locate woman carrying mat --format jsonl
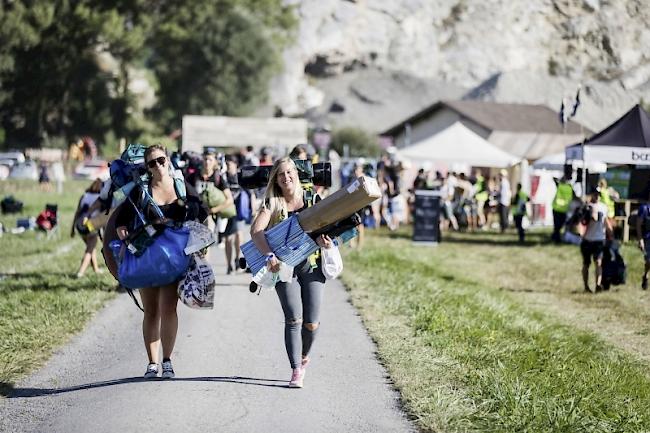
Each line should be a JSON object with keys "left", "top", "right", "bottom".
{"left": 250, "top": 157, "right": 333, "bottom": 388}
{"left": 115, "top": 144, "right": 208, "bottom": 379}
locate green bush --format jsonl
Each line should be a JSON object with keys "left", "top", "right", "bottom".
{"left": 330, "top": 127, "right": 381, "bottom": 157}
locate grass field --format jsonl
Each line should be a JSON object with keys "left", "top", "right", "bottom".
{"left": 342, "top": 227, "right": 650, "bottom": 433}
{"left": 0, "top": 180, "right": 116, "bottom": 395}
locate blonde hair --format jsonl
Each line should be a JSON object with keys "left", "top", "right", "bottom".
{"left": 263, "top": 157, "right": 303, "bottom": 227}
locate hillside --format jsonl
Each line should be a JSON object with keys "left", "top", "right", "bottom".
{"left": 267, "top": 0, "right": 650, "bottom": 133}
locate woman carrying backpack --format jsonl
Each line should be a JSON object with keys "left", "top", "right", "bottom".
{"left": 71, "top": 178, "right": 102, "bottom": 278}
{"left": 115, "top": 144, "right": 208, "bottom": 379}
{"left": 198, "top": 150, "right": 236, "bottom": 273}
{"left": 250, "top": 157, "right": 333, "bottom": 388}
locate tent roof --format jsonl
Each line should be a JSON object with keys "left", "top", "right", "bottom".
{"left": 398, "top": 122, "right": 519, "bottom": 168}
{"left": 382, "top": 100, "right": 589, "bottom": 137}
{"left": 582, "top": 104, "right": 650, "bottom": 148}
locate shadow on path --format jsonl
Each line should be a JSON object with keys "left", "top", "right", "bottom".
{"left": 1, "top": 376, "right": 289, "bottom": 398}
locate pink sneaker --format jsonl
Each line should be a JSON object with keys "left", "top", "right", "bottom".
{"left": 288, "top": 368, "right": 304, "bottom": 388}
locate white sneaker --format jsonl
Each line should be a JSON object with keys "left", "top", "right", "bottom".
{"left": 161, "top": 360, "right": 175, "bottom": 379}
{"left": 144, "top": 363, "right": 159, "bottom": 379}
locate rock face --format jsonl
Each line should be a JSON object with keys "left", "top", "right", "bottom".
{"left": 270, "top": 0, "right": 650, "bottom": 132}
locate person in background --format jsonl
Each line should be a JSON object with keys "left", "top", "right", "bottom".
{"left": 511, "top": 183, "right": 530, "bottom": 243}
{"left": 289, "top": 145, "right": 308, "bottom": 160}
{"left": 239, "top": 145, "right": 260, "bottom": 167}
{"left": 38, "top": 161, "right": 52, "bottom": 192}
{"left": 224, "top": 158, "right": 242, "bottom": 273}
{"left": 581, "top": 187, "right": 612, "bottom": 293}
{"left": 636, "top": 187, "right": 650, "bottom": 290}
{"left": 472, "top": 169, "right": 488, "bottom": 230}
{"left": 71, "top": 178, "right": 103, "bottom": 278}
{"left": 260, "top": 147, "right": 274, "bottom": 166}
{"left": 497, "top": 169, "right": 511, "bottom": 233}
{"left": 598, "top": 178, "right": 617, "bottom": 220}
{"left": 551, "top": 176, "right": 574, "bottom": 243}
{"left": 200, "top": 150, "right": 235, "bottom": 271}
{"left": 351, "top": 163, "right": 367, "bottom": 249}
{"left": 441, "top": 172, "right": 459, "bottom": 231}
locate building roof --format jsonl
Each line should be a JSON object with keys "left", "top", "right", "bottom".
{"left": 381, "top": 100, "right": 590, "bottom": 137}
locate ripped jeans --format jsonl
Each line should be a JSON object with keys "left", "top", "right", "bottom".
{"left": 275, "top": 260, "right": 326, "bottom": 369}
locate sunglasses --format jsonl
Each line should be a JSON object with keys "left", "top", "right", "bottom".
{"left": 146, "top": 156, "right": 166, "bottom": 168}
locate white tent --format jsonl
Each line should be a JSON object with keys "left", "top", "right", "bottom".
{"left": 533, "top": 152, "right": 607, "bottom": 173}
{"left": 398, "top": 122, "right": 519, "bottom": 168}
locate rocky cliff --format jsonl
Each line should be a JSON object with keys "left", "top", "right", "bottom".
{"left": 268, "top": 0, "right": 650, "bottom": 133}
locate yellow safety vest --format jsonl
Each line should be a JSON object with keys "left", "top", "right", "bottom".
{"left": 600, "top": 189, "right": 615, "bottom": 218}
{"left": 552, "top": 183, "right": 573, "bottom": 213}
{"left": 512, "top": 191, "right": 529, "bottom": 216}
{"left": 474, "top": 175, "right": 488, "bottom": 202}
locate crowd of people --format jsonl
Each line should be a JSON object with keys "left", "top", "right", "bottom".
{"left": 66, "top": 142, "right": 648, "bottom": 386}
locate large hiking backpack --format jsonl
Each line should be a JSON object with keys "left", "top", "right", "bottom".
{"left": 602, "top": 241, "right": 626, "bottom": 290}
{"left": 109, "top": 144, "right": 186, "bottom": 206}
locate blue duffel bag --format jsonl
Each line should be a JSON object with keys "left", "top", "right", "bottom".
{"left": 113, "top": 226, "right": 191, "bottom": 290}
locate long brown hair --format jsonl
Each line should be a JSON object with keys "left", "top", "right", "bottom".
{"left": 263, "top": 157, "right": 304, "bottom": 227}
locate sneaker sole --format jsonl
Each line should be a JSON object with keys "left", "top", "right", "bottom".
{"left": 161, "top": 372, "right": 175, "bottom": 379}
{"left": 288, "top": 382, "right": 303, "bottom": 388}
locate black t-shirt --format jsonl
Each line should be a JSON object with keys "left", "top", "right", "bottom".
{"left": 115, "top": 181, "right": 207, "bottom": 229}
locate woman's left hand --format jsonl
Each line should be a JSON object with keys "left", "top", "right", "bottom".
{"left": 316, "top": 234, "right": 333, "bottom": 249}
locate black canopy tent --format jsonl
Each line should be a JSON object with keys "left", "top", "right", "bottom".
{"left": 566, "top": 104, "right": 650, "bottom": 165}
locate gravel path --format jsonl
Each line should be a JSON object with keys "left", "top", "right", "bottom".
{"left": 0, "top": 240, "right": 414, "bottom": 433}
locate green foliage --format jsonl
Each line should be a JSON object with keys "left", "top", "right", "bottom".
{"left": 147, "top": 0, "right": 292, "bottom": 131}
{"left": 0, "top": 0, "right": 296, "bottom": 148}
{"left": 0, "top": 180, "right": 115, "bottom": 390}
{"left": 330, "top": 127, "right": 381, "bottom": 157}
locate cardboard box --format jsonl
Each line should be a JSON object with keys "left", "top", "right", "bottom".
{"left": 298, "top": 176, "right": 381, "bottom": 232}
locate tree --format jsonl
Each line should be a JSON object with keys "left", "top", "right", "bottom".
{"left": 147, "top": 0, "right": 295, "bottom": 132}
{"left": 330, "top": 127, "right": 382, "bottom": 158}
{"left": 0, "top": 1, "right": 147, "bottom": 148}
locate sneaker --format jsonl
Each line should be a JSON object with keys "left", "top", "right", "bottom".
{"left": 643, "top": 276, "right": 648, "bottom": 290}
{"left": 288, "top": 368, "right": 303, "bottom": 388}
{"left": 300, "top": 357, "right": 310, "bottom": 381}
{"left": 144, "top": 363, "right": 159, "bottom": 379}
{"left": 161, "top": 360, "right": 175, "bottom": 379}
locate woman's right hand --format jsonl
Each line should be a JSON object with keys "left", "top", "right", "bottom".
{"left": 116, "top": 226, "right": 128, "bottom": 241}
{"left": 266, "top": 254, "right": 280, "bottom": 273}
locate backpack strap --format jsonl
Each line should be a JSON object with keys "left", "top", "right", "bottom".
{"left": 125, "top": 286, "right": 144, "bottom": 312}
{"left": 303, "top": 185, "right": 321, "bottom": 269}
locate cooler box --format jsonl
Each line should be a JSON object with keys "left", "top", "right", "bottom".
{"left": 298, "top": 176, "right": 381, "bottom": 233}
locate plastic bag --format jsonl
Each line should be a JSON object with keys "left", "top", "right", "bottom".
{"left": 178, "top": 253, "right": 215, "bottom": 309}
{"left": 321, "top": 244, "right": 343, "bottom": 280}
{"left": 183, "top": 220, "right": 217, "bottom": 255}
{"left": 252, "top": 261, "right": 294, "bottom": 290}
